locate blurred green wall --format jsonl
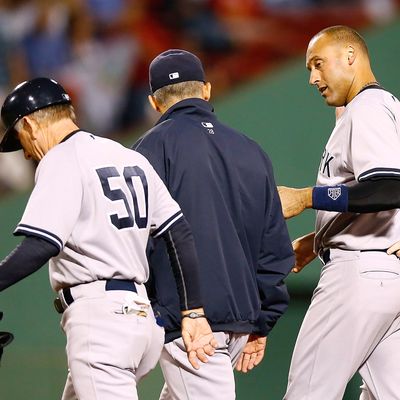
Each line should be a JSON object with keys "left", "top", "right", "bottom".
{"left": 1, "top": 19, "right": 400, "bottom": 399}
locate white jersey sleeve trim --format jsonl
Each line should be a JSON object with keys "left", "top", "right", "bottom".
{"left": 358, "top": 167, "right": 400, "bottom": 181}
{"left": 151, "top": 211, "right": 183, "bottom": 238}
{"left": 14, "top": 224, "right": 63, "bottom": 251}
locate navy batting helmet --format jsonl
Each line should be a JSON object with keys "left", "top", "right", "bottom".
{"left": 0, "top": 77, "right": 71, "bottom": 152}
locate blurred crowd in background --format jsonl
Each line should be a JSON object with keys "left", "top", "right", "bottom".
{"left": 0, "top": 0, "right": 398, "bottom": 196}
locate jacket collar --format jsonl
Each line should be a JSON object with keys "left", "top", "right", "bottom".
{"left": 156, "top": 98, "right": 214, "bottom": 125}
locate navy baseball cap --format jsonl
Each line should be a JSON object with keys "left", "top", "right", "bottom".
{"left": 149, "top": 49, "right": 206, "bottom": 94}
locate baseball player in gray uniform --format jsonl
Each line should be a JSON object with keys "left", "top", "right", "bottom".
{"left": 0, "top": 77, "right": 217, "bottom": 400}
{"left": 278, "top": 26, "right": 400, "bottom": 399}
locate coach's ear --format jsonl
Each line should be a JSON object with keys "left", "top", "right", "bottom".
{"left": 20, "top": 116, "right": 40, "bottom": 141}
{"left": 202, "top": 82, "right": 211, "bottom": 101}
{"left": 148, "top": 95, "right": 162, "bottom": 113}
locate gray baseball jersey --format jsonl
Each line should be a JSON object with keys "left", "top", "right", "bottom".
{"left": 14, "top": 130, "right": 182, "bottom": 291}
{"left": 315, "top": 88, "right": 400, "bottom": 252}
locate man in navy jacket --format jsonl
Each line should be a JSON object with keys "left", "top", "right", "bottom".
{"left": 133, "top": 49, "right": 294, "bottom": 400}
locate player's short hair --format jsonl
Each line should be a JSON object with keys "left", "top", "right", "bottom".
{"left": 152, "top": 81, "right": 205, "bottom": 108}
{"left": 315, "top": 25, "right": 369, "bottom": 56}
{"left": 14, "top": 104, "right": 76, "bottom": 132}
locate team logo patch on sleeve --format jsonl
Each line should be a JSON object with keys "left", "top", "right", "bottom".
{"left": 328, "top": 187, "right": 341, "bottom": 200}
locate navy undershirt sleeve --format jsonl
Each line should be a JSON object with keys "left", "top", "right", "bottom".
{"left": 312, "top": 178, "right": 400, "bottom": 213}
{"left": 348, "top": 178, "right": 400, "bottom": 212}
{"left": 0, "top": 236, "right": 59, "bottom": 292}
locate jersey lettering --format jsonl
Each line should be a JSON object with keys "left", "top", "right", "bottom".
{"left": 319, "top": 149, "right": 334, "bottom": 178}
{"left": 96, "top": 166, "right": 148, "bottom": 230}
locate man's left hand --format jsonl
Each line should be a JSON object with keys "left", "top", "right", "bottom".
{"left": 235, "top": 334, "right": 267, "bottom": 373}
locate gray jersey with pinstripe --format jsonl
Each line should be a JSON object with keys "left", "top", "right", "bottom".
{"left": 14, "top": 130, "right": 182, "bottom": 291}
{"left": 315, "top": 87, "right": 400, "bottom": 252}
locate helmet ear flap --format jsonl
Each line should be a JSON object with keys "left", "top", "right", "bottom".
{"left": 0, "top": 77, "right": 71, "bottom": 152}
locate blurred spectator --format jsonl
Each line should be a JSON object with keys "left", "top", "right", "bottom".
{"left": 21, "top": 0, "right": 71, "bottom": 78}
{"left": 115, "top": 0, "right": 179, "bottom": 131}
{"left": 160, "top": 0, "right": 233, "bottom": 53}
{"left": 85, "top": 0, "right": 125, "bottom": 25}
{"left": 0, "top": 0, "right": 35, "bottom": 195}
{"left": 57, "top": 1, "right": 137, "bottom": 136}
{"left": 0, "top": 0, "right": 33, "bottom": 96}
{"left": 362, "top": 0, "right": 397, "bottom": 23}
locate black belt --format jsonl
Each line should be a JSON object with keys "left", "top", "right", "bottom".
{"left": 321, "top": 248, "right": 388, "bottom": 265}
{"left": 54, "top": 279, "right": 137, "bottom": 314}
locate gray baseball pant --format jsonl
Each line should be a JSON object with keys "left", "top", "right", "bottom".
{"left": 59, "top": 281, "right": 164, "bottom": 400}
{"left": 284, "top": 249, "right": 400, "bottom": 400}
{"left": 159, "top": 331, "right": 249, "bottom": 400}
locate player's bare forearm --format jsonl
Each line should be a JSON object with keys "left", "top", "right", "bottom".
{"left": 235, "top": 334, "right": 267, "bottom": 373}
{"left": 181, "top": 308, "right": 218, "bottom": 370}
{"left": 277, "top": 186, "right": 313, "bottom": 219}
{"left": 292, "top": 232, "right": 317, "bottom": 273}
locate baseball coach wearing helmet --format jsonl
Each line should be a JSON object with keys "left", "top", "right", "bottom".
{"left": 0, "top": 77, "right": 218, "bottom": 399}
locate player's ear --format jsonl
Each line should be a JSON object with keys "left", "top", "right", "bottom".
{"left": 203, "top": 82, "right": 211, "bottom": 101}
{"left": 20, "top": 116, "right": 36, "bottom": 140}
{"left": 347, "top": 45, "right": 356, "bottom": 65}
{"left": 148, "top": 95, "right": 162, "bottom": 113}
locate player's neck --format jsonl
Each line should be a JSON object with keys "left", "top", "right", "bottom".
{"left": 42, "top": 118, "right": 79, "bottom": 155}
{"left": 50, "top": 119, "right": 80, "bottom": 147}
{"left": 347, "top": 72, "right": 377, "bottom": 104}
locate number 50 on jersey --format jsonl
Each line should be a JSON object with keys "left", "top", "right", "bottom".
{"left": 96, "top": 166, "right": 148, "bottom": 230}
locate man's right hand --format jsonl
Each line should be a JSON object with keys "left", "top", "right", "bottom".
{"left": 181, "top": 308, "right": 218, "bottom": 370}
{"left": 292, "top": 232, "right": 317, "bottom": 273}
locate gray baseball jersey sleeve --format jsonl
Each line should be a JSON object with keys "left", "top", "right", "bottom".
{"left": 14, "top": 131, "right": 182, "bottom": 291}
{"left": 315, "top": 88, "right": 400, "bottom": 251}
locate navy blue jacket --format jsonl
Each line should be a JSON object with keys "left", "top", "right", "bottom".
{"left": 133, "top": 98, "right": 294, "bottom": 343}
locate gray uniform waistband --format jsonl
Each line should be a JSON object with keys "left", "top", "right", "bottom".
{"left": 319, "top": 248, "right": 395, "bottom": 265}
{"left": 54, "top": 279, "right": 144, "bottom": 314}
